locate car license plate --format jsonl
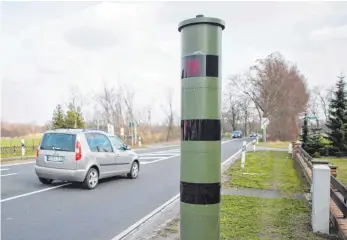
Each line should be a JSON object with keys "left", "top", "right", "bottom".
{"left": 46, "top": 155, "right": 64, "bottom": 162}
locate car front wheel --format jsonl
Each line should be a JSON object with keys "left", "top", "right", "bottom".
{"left": 127, "top": 161, "right": 139, "bottom": 179}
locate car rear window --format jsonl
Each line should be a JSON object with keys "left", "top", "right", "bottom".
{"left": 40, "top": 133, "right": 76, "bottom": 152}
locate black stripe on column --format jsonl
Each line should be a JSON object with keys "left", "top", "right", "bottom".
{"left": 181, "top": 119, "right": 221, "bottom": 141}
{"left": 180, "top": 181, "right": 221, "bottom": 205}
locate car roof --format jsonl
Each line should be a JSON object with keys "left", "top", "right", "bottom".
{"left": 44, "top": 129, "right": 110, "bottom": 135}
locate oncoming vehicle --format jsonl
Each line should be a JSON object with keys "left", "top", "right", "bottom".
{"left": 232, "top": 130, "right": 243, "bottom": 138}
{"left": 35, "top": 129, "right": 140, "bottom": 190}
{"left": 249, "top": 132, "right": 258, "bottom": 137}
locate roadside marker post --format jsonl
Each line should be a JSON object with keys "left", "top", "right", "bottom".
{"left": 178, "top": 15, "right": 225, "bottom": 240}
{"left": 21, "top": 139, "right": 25, "bottom": 159}
{"left": 241, "top": 140, "right": 246, "bottom": 168}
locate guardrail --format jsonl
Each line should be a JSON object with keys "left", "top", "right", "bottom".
{"left": 294, "top": 144, "right": 347, "bottom": 218}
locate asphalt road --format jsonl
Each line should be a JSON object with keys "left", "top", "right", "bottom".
{"left": 1, "top": 138, "right": 251, "bottom": 240}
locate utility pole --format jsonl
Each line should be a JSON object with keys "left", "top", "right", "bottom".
{"left": 178, "top": 15, "right": 225, "bottom": 240}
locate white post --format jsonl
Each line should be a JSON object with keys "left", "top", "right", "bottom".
{"left": 120, "top": 127, "right": 124, "bottom": 140}
{"left": 253, "top": 143, "right": 256, "bottom": 152}
{"left": 288, "top": 143, "right": 292, "bottom": 154}
{"left": 131, "top": 124, "right": 134, "bottom": 146}
{"left": 241, "top": 140, "right": 246, "bottom": 168}
{"left": 256, "top": 135, "right": 259, "bottom": 144}
{"left": 21, "top": 139, "right": 25, "bottom": 159}
{"left": 311, "top": 164, "right": 330, "bottom": 234}
{"left": 138, "top": 137, "right": 142, "bottom": 147}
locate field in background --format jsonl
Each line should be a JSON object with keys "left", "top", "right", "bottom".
{"left": 0, "top": 127, "right": 180, "bottom": 159}
{"left": 0, "top": 134, "right": 42, "bottom": 147}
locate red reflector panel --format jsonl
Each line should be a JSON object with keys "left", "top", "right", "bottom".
{"left": 181, "top": 54, "right": 219, "bottom": 79}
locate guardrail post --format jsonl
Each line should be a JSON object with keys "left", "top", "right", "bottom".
{"left": 312, "top": 164, "right": 330, "bottom": 234}
{"left": 21, "top": 139, "right": 25, "bottom": 160}
{"left": 138, "top": 137, "right": 142, "bottom": 147}
{"left": 288, "top": 142, "right": 292, "bottom": 155}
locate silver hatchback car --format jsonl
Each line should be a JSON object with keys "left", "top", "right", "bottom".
{"left": 35, "top": 129, "right": 140, "bottom": 189}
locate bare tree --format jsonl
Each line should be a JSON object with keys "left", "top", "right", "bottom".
{"left": 228, "top": 52, "right": 309, "bottom": 141}
{"left": 135, "top": 104, "right": 153, "bottom": 126}
{"left": 223, "top": 83, "right": 242, "bottom": 131}
{"left": 163, "top": 88, "right": 174, "bottom": 142}
{"left": 239, "top": 95, "right": 252, "bottom": 136}
{"left": 123, "top": 84, "right": 136, "bottom": 124}
{"left": 98, "top": 83, "right": 125, "bottom": 131}
{"left": 308, "top": 87, "right": 320, "bottom": 126}
{"left": 313, "top": 86, "right": 333, "bottom": 122}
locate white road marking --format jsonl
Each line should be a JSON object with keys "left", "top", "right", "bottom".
{"left": 139, "top": 156, "right": 161, "bottom": 160}
{"left": 1, "top": 173, "right": 18, "bottom": 177}
{"left": 1, "top": 161, "right": 35, "bottom": 167}
{"left": 0, "top": 183, "right": 71, "bottom": 203}
{"left": 140, "top": 153, "right": 175, "bottom": 156}
{"left": 0, "top": 168, "right": 10, "bottom": 171}
{"left": 141, "top": 155, "right": 180, "bottom": 165}
{"left": 111, "top": 140, "right": 254, "bottom": 240}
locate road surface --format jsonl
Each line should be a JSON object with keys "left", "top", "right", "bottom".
{"left": 1, "top": 138, "right": 250, "bottom": 240}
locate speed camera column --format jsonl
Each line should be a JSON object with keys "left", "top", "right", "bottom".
{"left": 178, "top": 15, "right": 225, "bottom": 240}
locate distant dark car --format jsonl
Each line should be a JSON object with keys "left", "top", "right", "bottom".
{"left": 232, "top": 130, "right": 243, "bottom": 138}
{"left": 249, "top": 132, "right": 258, "bottom": 137}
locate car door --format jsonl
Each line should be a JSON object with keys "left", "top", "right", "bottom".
{"left": 108, "top": 135, "right": 132, "bottom": 172}
{"left": 85, "top": 133, "right": 117, "bottom": 175}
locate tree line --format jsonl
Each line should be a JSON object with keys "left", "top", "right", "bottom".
{"left": 223, "top": 52, "right": 309, "bottom": 141}
{"left": 301, "top": 74, "right": 346, "bottom": 157}
{"left": 49, "top": 84, "right": 179, "bottom": 143}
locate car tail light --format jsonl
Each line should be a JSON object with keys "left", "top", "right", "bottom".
{"left": 75, "top": 140, "right": 82, "bottom": 161}
{"left": 36, "top": 149, "right": 39, "bottom": 157}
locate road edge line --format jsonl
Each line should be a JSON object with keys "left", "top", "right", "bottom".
{"left": 112, "top": 139, "right": 254, "bottom": 240}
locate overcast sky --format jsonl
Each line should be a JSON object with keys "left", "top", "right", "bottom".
{"left": 1, "top": 1, "right": 347, "bottom": 125}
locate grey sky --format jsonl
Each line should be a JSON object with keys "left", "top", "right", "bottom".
{"left": 1, "top": 1, "right": 347, "bottom": 125}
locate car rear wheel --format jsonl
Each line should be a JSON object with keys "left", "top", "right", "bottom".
{"left": 82, "top": 167, "right": 99, "bottom": 190}
{"left": 38, "top": 177, "right": 53, "bottom": 185}
{"left": 127, "top": 161, "right": 139, "bottom": 179}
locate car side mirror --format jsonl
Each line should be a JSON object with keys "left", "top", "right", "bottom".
{"left": 124, "top": 145, "right": 131, "bottom": 150}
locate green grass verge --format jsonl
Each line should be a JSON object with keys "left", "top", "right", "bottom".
{"left": 324, "top": 157, "right": 347, "bottom": 186}
{"left": 225, "top": 151, "right": 303, "bottom": 193}
{"left": 256, "top": 141, "right": 290, "bottom": 149}
{"left": 221, "top": 195, "right": 329, "bottom": 240}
